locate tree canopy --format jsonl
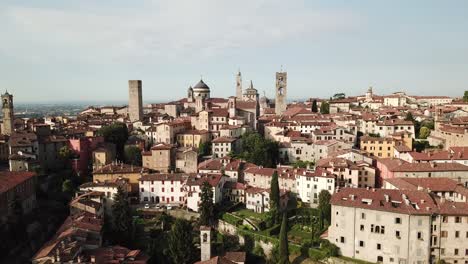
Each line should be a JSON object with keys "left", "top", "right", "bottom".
{"left": 111, "top": 186, "right": 133, "bottom": 246}
{"left": 318, "top": 190, "right": 331, "bottom": 228}
{"left": 237, "top": 132, "right": 279, "bottom": 168}
{"left": 332, "top": 93, "right": 346, "bottom": 100}
{"left": 124, "top": 145, "right": 142, "bottom": 166}
{"left": 311, "top": 100, "right": 318, "bottom": 113}
{"left": 269, "top": 171, "right": 280, "bottom": 225}
{"left": 419, "top": 126, "right": 431, "bottom": 139}
{"left": 464, "top": 91, "right": 468, "bottom": 102}
{"left": 168, "top": 219, "right": 196, "bottom": 264}
{"left": 278, "top": 213, "right": 290, "bottom": 264}
{"left": 199, "top": 181, "right": 214, "bottom": 226}
{"left": 320, "top": 101, "right": 330, "bottom": 114}
{"left": 98, "top": 123, "right": 129, "bottom": 160}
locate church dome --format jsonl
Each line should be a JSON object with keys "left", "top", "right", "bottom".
{"left": 193, "top": 79, "right": 210, "bottom": 91}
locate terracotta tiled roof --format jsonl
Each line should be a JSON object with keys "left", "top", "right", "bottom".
{"left": 93, "top": 163, "right": 148, "bottom": 174}
{"left": 391, "top": 162, "right": 468, "bottom": 172}
{"left": 0, "top": 171, "right": 36, "bottom": 195}
{"left": 331, "top": 188, "right": 438, "bottom": 215}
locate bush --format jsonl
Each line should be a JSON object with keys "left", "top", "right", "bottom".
{"left": 320, "top": 240, "right": 339, "bottom": 257}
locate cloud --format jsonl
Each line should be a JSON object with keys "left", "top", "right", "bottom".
{"left": 1, "top": 0, "right": 359, "bottom": 63}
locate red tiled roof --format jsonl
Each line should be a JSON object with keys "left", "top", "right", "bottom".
{"left": 0, "top": 171, "right": 36, "bottom": 195}
{"left": 331, "top": 188, "right": 438, "bottom": 215}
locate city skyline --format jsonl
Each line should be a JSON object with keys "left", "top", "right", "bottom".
{"left": 1, "top": 0, "right": 468, "bottom": 103}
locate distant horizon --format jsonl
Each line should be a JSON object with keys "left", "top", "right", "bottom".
{"left": 1, "top": 1, "right": 468, "bottom": 102}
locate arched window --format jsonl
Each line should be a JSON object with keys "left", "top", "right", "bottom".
{"left": 202, "top": 233, "right": 208, "bottom": 242}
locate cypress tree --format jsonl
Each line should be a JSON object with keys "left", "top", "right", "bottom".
{"left": 269, "top": 170, "right": 280, "bottom": 224}
{"left": 311, "top": 99, "right": 318, "bottom": 113}
{"left": 278, "top": 212, "right": 290, "bottom": 264}
{"left": 199, "top": 181, "right": 214, "bottom": 226}
{"left": 168, "top": 219, "right": 196, "bottom": 264}
{"left": 111, "top": 186, "right": 133, "bottom": 246}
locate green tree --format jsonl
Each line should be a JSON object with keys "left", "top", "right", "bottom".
{"left": 405, "top": 112, "right": 415, "bottom": 122}
{"left": 198, "top": 142, "right": 211, "bottom": 156}
{"left": 98, "top": 123, "right": 129, "bottom": 160}
{"left": 124, "top": 145, "right": 142, "bottom": 166}
{"left": 311, "top": 100, "right": 318, "bottom": 113}
{"left": 111, "top": 186, "right": 133, "bottom": 246}
{"left": 168, "top": 219, "right": 196, "bottom": 264}
{"left": 58, "top": 145, "right": 73, "bottom": 160}
{"left": 419, "top": 126, "right": 431, "bottom": 139}
{"left": 199, "top": 181, "right": 214, "bottom": 226}
{"left": 62, "top": 179, "right": 75, "bottom": 194}
{"left": 318, "top": 190, "right": 331, "bottom": 227}
{"left": 464, "top": 91, "right": 468, "bottom": 102}
{"left": 238, "top": 132, "right": 279, "bottom": 168}
{"left": 278, "top": 213, "right": 290, "bottom": 264}
{"left": 320, "top": 101, "right": 330, "bottom": 114}
{"left": 269, "top": 171, "right": 280, "bottom": 225}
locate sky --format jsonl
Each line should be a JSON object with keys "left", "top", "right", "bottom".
{"left": 1, "top": 0, "right": 468, "bottom": 104}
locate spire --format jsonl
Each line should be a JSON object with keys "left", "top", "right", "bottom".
{"left": 249, "top": 80, "right": 253, "bottom": 89}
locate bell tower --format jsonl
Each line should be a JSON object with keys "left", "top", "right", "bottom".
{"left": 200, "top": 226, "right": 212, "bottom": 261}
{"left": 275, "top": 71, "right": 287, "bottom": 115}
{"left": 1, "top": 91, "right": 14, "bottom": 136}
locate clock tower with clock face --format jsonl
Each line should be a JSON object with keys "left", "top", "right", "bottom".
{"left": 275, "top": 71, "right": 287, "bottom": 115}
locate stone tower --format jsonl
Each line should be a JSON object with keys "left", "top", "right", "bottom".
{"left": 275, "top": 71, "right": 287, "bottom": 115}
{"left": 236, "top": 71, "right": 242, "bottom": 99}
{"left": 200, "top": 226, "right": 212, "bottom": 261}
{"left": 187, "top": 86, "right": 194, "bottom": 103}
{"left": 228, "top": 96, "right": 237, "bottom": 118}
{"left": 128, "top": 80, "right": 143, "bottom": 122}
{"left": 1, "top": 91, "right": 14, "bottom": 136}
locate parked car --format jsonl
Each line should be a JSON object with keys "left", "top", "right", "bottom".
{"left": 144, "top": 204, "right": 150, "bottom": 209}
{"left": 166, "top": 205, "right": 173, "bottom": 210}
{"left": 154, "top": 204, "right": 161, "bottom": 209}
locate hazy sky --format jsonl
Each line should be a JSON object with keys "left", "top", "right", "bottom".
{"left": 1, "top": 0, "right": 467, "bottom": 103}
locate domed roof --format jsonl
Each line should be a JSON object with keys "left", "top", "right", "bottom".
{"left": 193, "top": 79, "right": 210, "bottom": 90}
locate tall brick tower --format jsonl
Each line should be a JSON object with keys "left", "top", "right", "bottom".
{"left": 275, "top": 71, "right": 287, "bottom": 115}
{"left": 128, "top": 80, "right": 143, "bottom": 122}
{"left": 1, "top": 91, "right": 14, "bottom": 136}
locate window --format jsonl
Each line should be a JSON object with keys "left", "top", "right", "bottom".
{"left": 377, "top": 243, "right": 381, "bottom": 250}
{"left": 417, "top": 232, "right": 422, "bottom": 240}
{"left": 441, "top": 231, "right": 448, "bottom": 238}
{"left": 360, "top": 225, "right": 364, "bottom": 231}
{"left": 359, "top": 241, "right": 364, "bottom": 247}
{"left": 455, "top": 249, "right": 459, "bottom": 256}
{"left": 396, "top": 230, "right": 401, "bottom": 238}
{"left": 361, "top": 213, "right": 366, "bottom": 219}
{"left": 455, "top": 216, "right": 461, "bottom": 223}
{"left": 395, "top": 217, "right": 401, "bottom": 224}
{"left": 455, "top": 231, "right": 460, "bottom": 238}
{"left": 141, "top": 188, "right": 144, "bottom": 192}
{"left": 340, "top": 236, "right": 345, "bottom": 243}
